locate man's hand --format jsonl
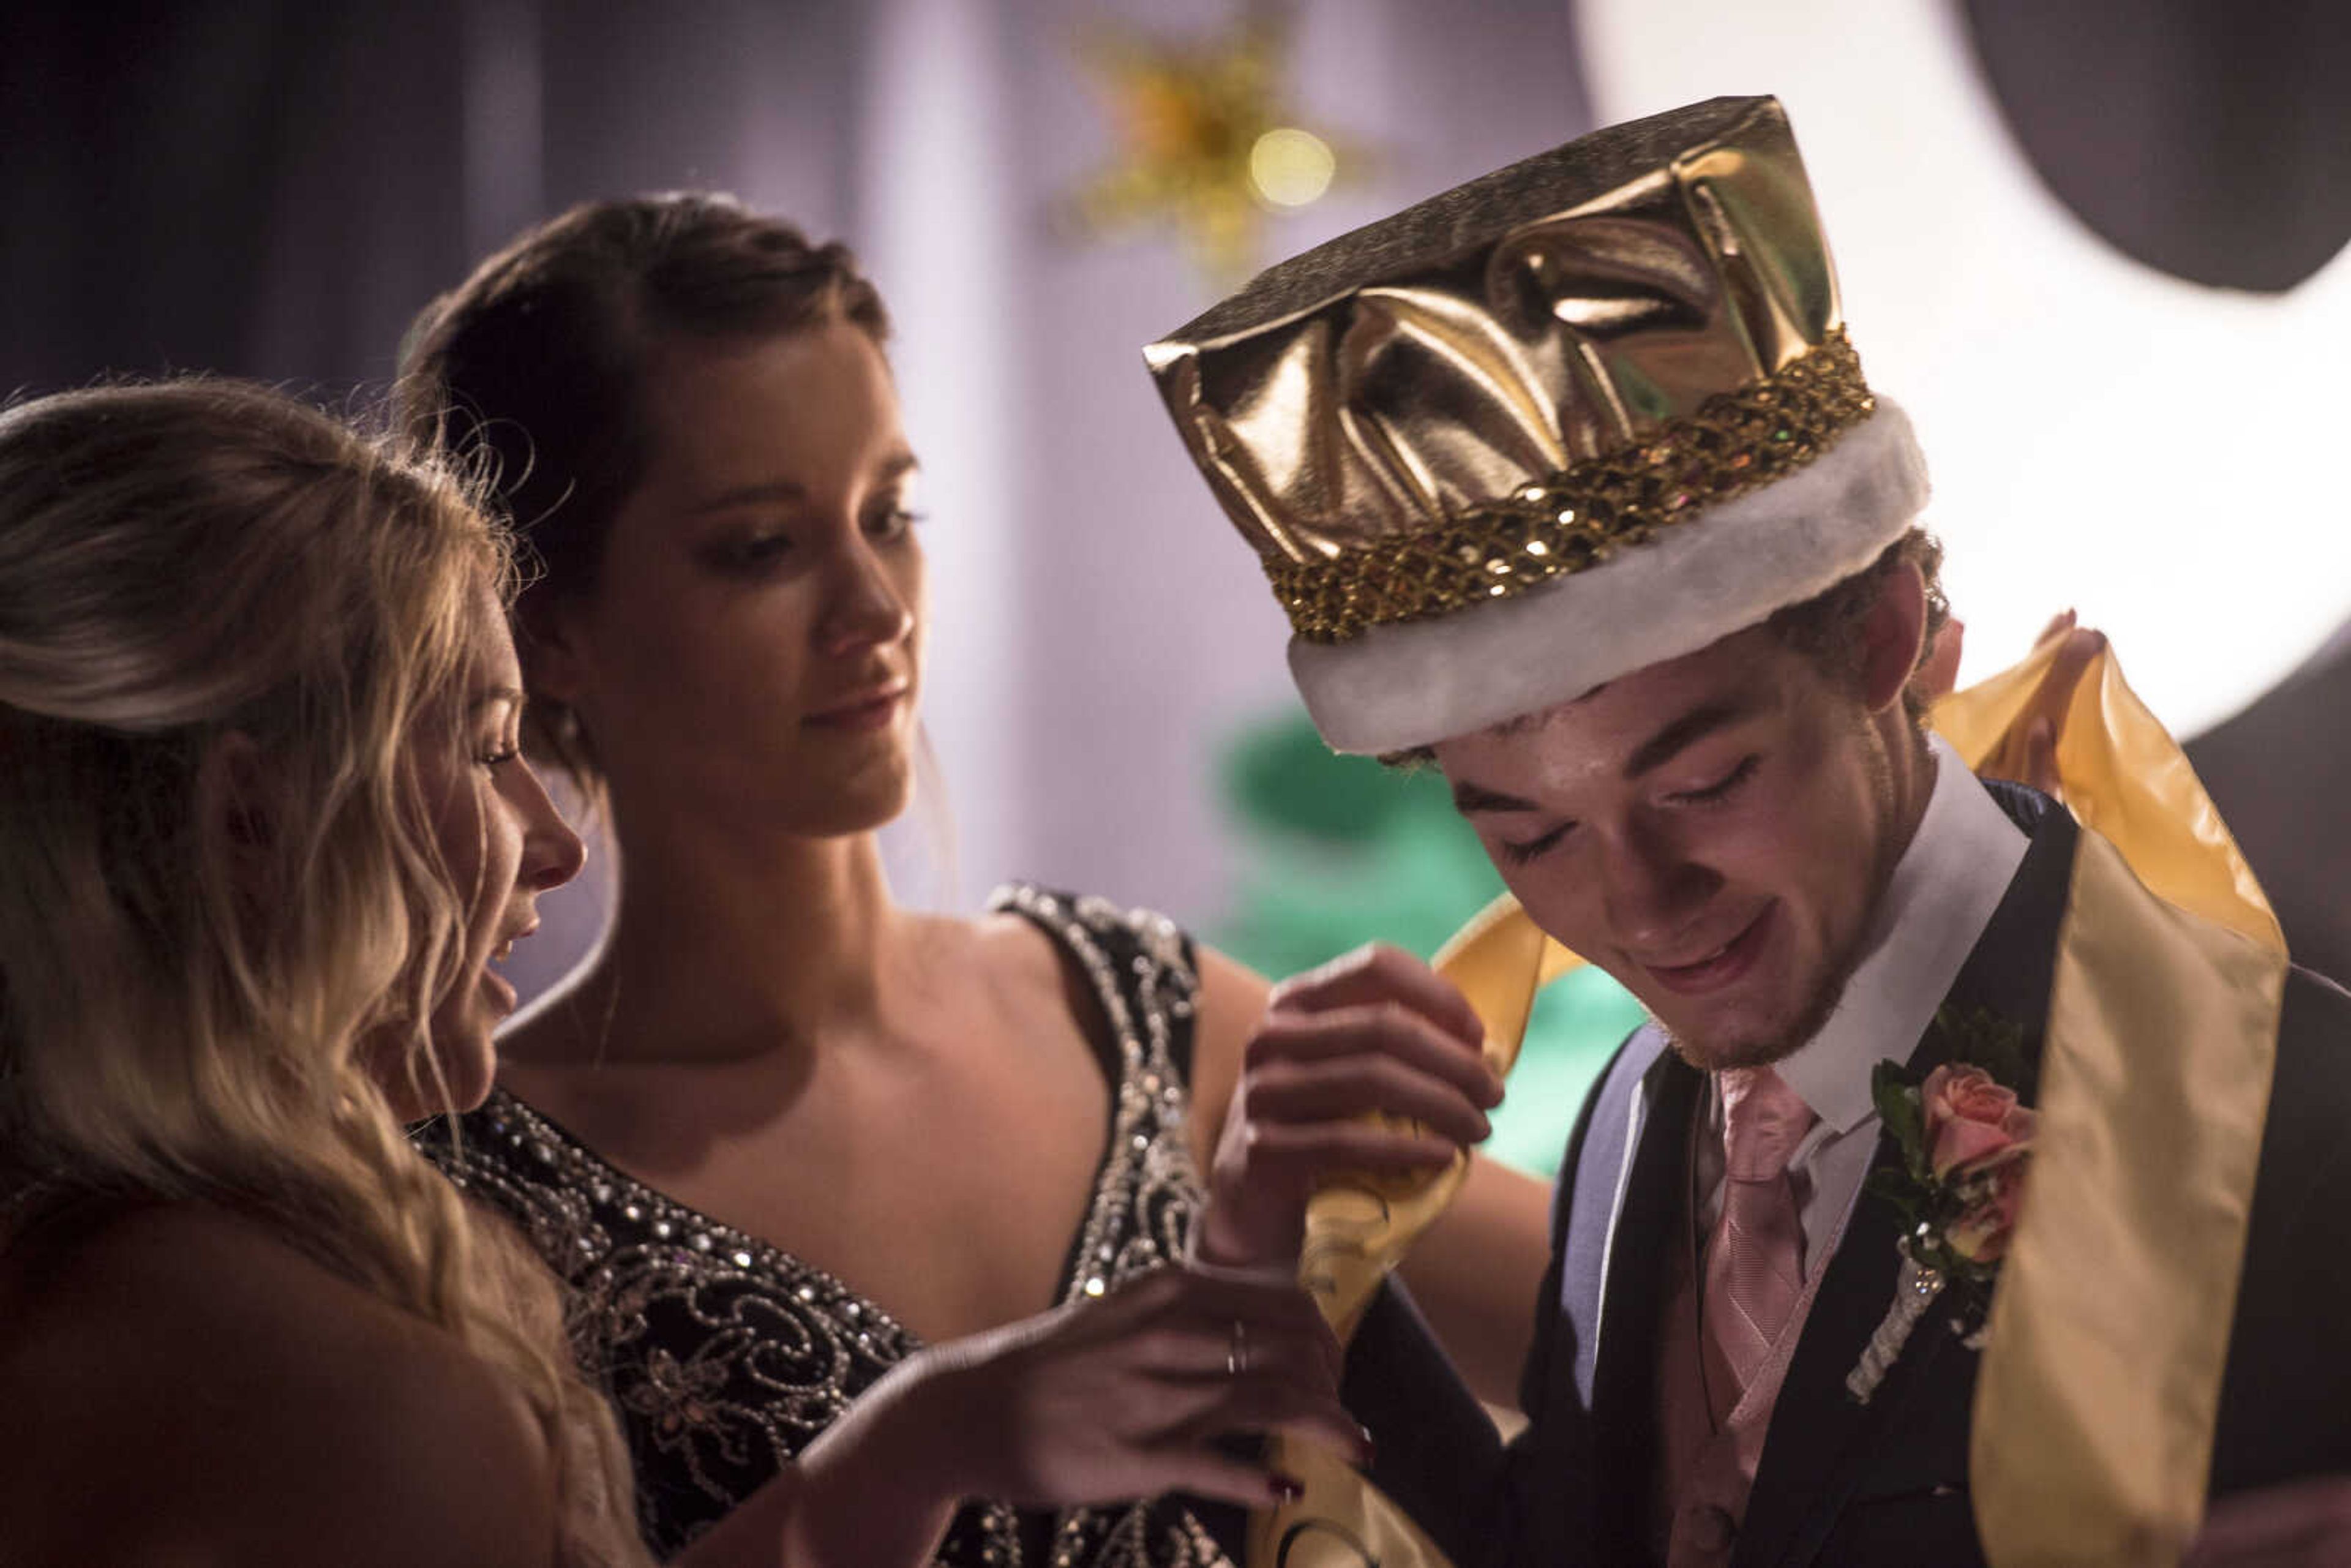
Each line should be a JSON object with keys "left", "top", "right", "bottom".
{"left": 1190, "top": 944, "right": 1503, "bottom": 1274}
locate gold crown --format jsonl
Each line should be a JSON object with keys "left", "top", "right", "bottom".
{"left": 1146, "top": 96, "right": 1880, "bottom": 644}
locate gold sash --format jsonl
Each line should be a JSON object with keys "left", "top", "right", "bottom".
{"left": 1250, "top": 640, "right": 2282, "bottom": 1568}
{"left": 1941, "top": 642, "right": 2284, "bottom": 1566}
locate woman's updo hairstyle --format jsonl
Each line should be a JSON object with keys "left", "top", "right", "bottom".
{"left": 398, "top": 194, "right": 890, "bottom": 791}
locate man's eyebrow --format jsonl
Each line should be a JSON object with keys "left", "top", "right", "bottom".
{"left": 1451, "top": 779, "right": 1540, "bottom": 814}
{"left": 1622, "top": 698, "right": 1755, "bottom": 779}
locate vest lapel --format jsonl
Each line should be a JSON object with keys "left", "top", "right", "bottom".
{"left": 1728, "top": 1128, "right": 1960, "bottom": 1567}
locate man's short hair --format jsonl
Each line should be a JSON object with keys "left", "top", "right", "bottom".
{"left": 1766, "top": 527, "right": 1949, "bottom": 725}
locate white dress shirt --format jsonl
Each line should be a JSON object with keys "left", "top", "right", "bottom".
{"left": 1691, "top": 733, "right": 2030, "bottom": 1278}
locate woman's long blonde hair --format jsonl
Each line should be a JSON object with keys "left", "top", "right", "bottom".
{"left": 0, "top": 380, "right": 648, "bottom": 1567}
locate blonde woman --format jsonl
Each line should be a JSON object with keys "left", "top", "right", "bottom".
{"left": 0, "top": 380, "right": 633, "bottom": 1565}
{"left": 0, "top": 381, "right": 1359, "bottom": 1568}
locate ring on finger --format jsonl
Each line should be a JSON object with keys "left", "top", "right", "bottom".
{"left": 1226, "top": 1318, "right": 1250, "bottom": 1377}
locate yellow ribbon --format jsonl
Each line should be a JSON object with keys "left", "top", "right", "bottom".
{"left": 1250, "top": 639, "right": 2282, "bottom": 1568}
{"left": 1930, "top": 636, "right": 2278, "bottom": 950}
{"left": 1940, "top": 642, "right": 2284, "bottom": 1566}
{"left": 1250, "top": 901, "right": 1582, "bottom": 1566}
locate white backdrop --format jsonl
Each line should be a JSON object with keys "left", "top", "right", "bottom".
{"left": 1580, "top": 0, "right": 2351, "bottom": 737}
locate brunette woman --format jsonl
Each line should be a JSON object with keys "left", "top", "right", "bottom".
{"left": 401, "top": 197, "right": 1545, "bottom": 1566}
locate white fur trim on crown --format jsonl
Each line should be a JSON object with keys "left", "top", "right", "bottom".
{"left": 1288, "top": 400, "right": 1931, "bottom": 754}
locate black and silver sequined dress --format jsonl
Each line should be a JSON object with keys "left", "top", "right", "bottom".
{"left": 419, "top": 886, "right": 1243, "bottom": 1567}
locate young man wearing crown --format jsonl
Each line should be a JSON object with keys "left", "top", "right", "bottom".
{"left": 1150, "top": 97, "right": 2351, "bottom": 1568}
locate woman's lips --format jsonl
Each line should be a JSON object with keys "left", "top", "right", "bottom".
{"left": 804, "top": 685, "right": 907, "bottom": 731}
{"left": 1640, "top": 903, "right": 1775, "bottom": 997}
{"left": 489, "top": 921, "right": 538, "bottom": 966}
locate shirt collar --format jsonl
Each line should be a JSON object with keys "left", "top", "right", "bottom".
{"left": 1774, "top": 733, "right": 2030, "bottom": 1134}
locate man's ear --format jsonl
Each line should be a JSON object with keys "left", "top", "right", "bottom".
{"left": 1859, "top": 559, "right": 1929, "bottom": 715}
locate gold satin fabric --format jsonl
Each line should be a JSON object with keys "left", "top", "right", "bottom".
{"left": 1147, "top": 97, "right": 1858, "bottom": 634}
{"left": 1930, "top": 637, "right": 2279, "bottom": 951}
{"left": 1253, "top": 641, "right": 2281, "bottom": 1567}
{"left": 1253, "top": 336, "right": 1877, "bottom": 643}
{"left": 1251, "top": 899, "right": 1581, "bottom": 1567}
{"left": 1937, "top": 645, "right": 2284, "bottom": 1567}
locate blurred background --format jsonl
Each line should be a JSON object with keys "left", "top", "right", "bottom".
{"left": 8, "top": 0, "right": 2347, "bottom": 1171}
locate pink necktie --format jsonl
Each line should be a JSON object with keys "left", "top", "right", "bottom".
{"left": 1701, "top": 1065, "right": 1818, "bottom": 1425}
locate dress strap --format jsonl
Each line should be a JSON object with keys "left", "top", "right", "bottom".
{"left": 988, "top": 883, "right": 1203, "bottom": 1092}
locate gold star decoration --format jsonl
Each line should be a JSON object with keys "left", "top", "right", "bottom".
{"left": 1061, "top": 3, "right": 1367, "bottom": 289}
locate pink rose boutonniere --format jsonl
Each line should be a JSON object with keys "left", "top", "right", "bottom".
{"left": 1847, "top": 1008, "right": 2036, "bottom": 1403}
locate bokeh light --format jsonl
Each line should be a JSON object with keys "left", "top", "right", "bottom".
{"left": 1249, "top": 126, "right": 1337, "bottom": 208}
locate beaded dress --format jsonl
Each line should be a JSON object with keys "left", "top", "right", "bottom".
{"left": 418, "top": 886, "right": 1243, "bottom": 1567}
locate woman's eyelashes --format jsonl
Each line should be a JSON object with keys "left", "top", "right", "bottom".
{"left": 701, "top": 502, "right": 921, "bottom": 576}
{"left": 470, "top": 697, "right": 524, "bottom": 769}
{"left": 703, "top": 530, "right": 794, "bottom": 575}
{"left": 864, "top": 503, "right": 923, "bottom": 542}
{"left": 475, "top": 716, "right": 524, "bottom": 768}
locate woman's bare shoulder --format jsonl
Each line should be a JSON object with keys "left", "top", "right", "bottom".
{"left": 950, "top": 903, "right": 1081, "bottom": 1024}
{"left": 0, "top": 1200, "right": 555, "bottom": 1566}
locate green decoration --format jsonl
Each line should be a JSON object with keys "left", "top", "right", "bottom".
{"left": 1211, "top": 707, "right": 1647, "bottom": 1179}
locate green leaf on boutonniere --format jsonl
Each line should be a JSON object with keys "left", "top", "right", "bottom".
{"left": 1862, "top": 1165, "right": 1924, "bottom": 1225}
{"left": 1934, "top": 1003, "right": 2031, "bottom": 1093}
{"left": 1849, "top": 1017, "right": 2027, "bottom": 1400}
{"left": 1871, "top": 1060, "right": 1929, "bottom": 1176}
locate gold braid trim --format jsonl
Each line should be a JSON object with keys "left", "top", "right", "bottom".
{"left": 1270, "top": 331, "right": 1877, "bottom": 642}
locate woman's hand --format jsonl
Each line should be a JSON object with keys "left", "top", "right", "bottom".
{"left": 904, "top": 1264, "right": 1367, "bottom": 1506}
{"left": 1191, "top": 943, "right": 1502, "bottom": 1274}
{"left": 1922, "top": 610, "right": 2107, "bottom": 799}
{"left": 740, "top": 1266, "right": 1368, "bottom": 1568}
{"left": 2012, "top": 610, "right": 2107, "bottom": 799}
